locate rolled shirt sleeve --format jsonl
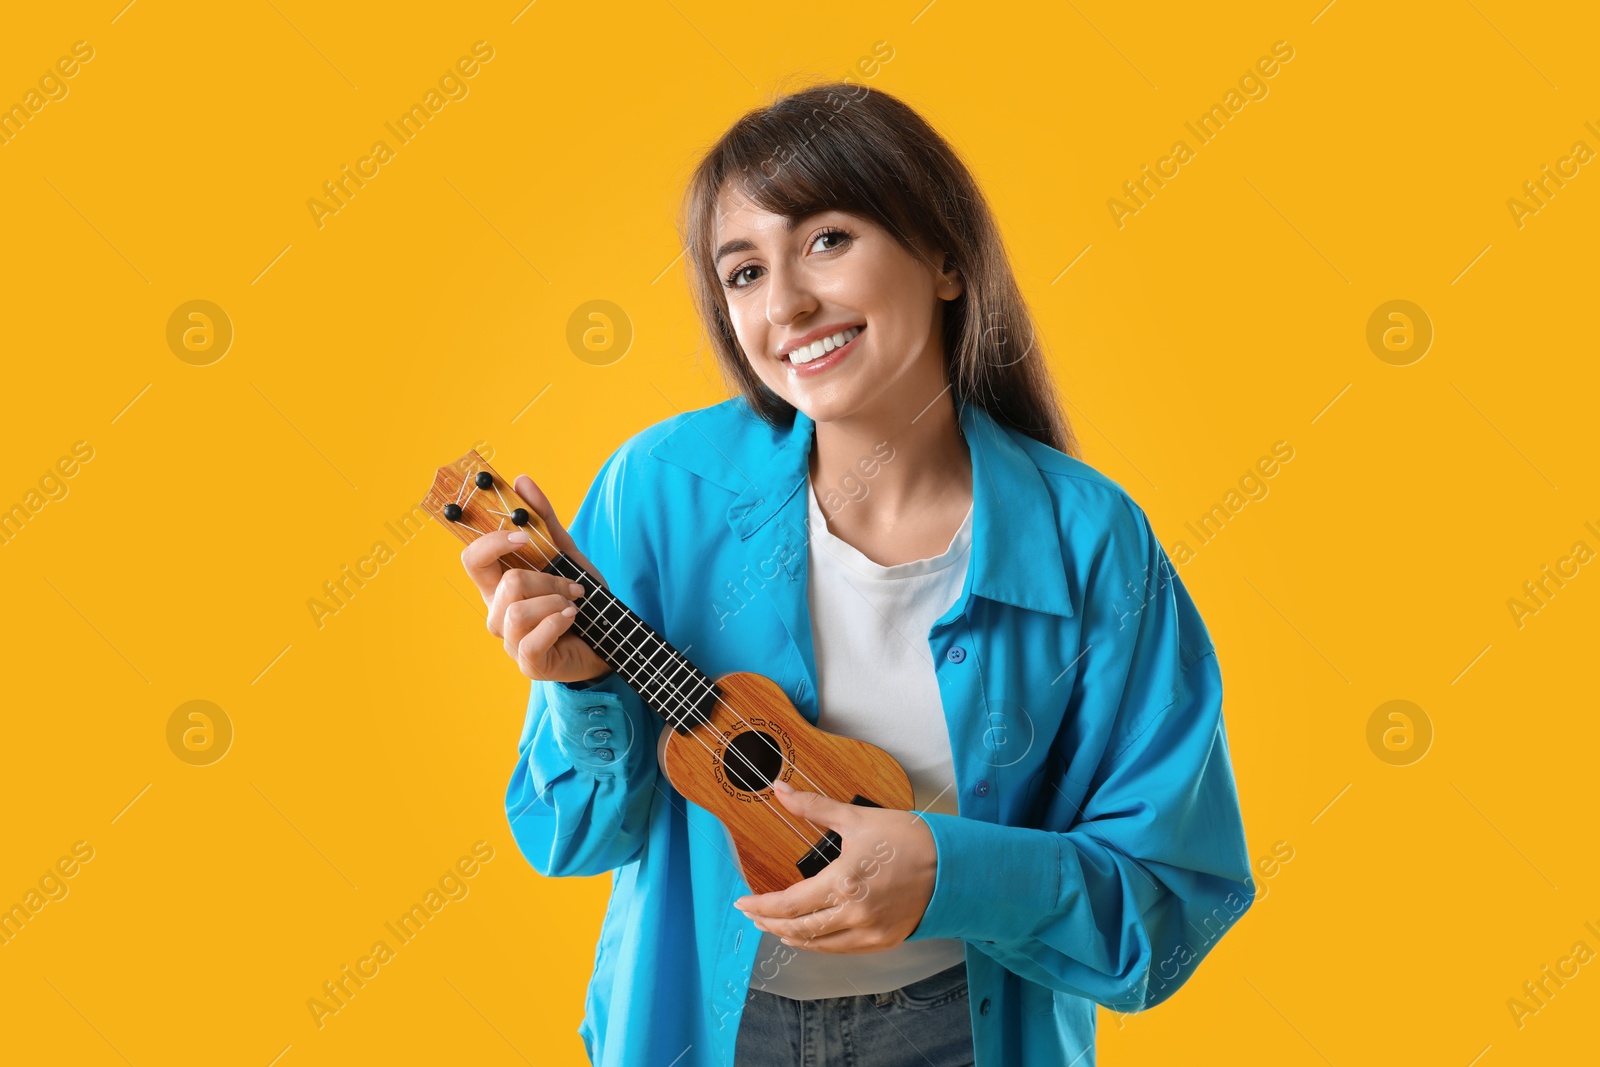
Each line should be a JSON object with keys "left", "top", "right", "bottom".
{"left": 504, "top": 445, "right": 664, "bottom": 879}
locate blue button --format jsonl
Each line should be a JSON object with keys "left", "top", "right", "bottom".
{"left": 595, "top": 748, "right": 614, "bottom": 761}
{"left": 979, "top": 997, "right": 991, "bottom": 1015}
{"left": 974, "top": 779, "right": 990, "bottom": 797}
{"left": 586, "top": 706, "right": 607, "bottom": 717}
{"left": 946, "top": 646, "right": 966, "bottom": 663}
{"left": 591, "top": 729, "right": 611, "bottom": 743}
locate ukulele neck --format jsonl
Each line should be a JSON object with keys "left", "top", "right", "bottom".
{"left": 543, "top": 552, "right": 715, "bottom": 734}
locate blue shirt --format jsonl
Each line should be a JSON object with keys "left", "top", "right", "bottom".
{"left": 505, "top": 395, "right": 1253, "bottom": 1066}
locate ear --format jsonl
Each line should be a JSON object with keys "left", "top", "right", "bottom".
{"left": 937, "top": 252, "right": 963, "bottom": 301}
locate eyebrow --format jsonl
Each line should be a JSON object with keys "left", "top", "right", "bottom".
{"left": 713, "top": 212, "right": 817, "bottom": 264}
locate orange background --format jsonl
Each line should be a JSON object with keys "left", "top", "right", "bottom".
{"left": 1, "top": 1, "right": 1596, "bottom": 1064}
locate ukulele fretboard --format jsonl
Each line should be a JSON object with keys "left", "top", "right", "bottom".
{"left": 543, "top": 553, "right": 717, "bottom": 734}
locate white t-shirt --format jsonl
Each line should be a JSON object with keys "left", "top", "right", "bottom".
{"left": 751, "top": 469, "right": 974, "bottom": 1000}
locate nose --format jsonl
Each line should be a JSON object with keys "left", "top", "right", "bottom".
{"left": 764, "top": 262, "right": 818, "bottom": 334}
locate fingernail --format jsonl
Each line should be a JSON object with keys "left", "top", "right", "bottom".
{"left": 771, "top": 779, "right": 793, "bottom": 793}
{"left": 508, "top": 532, "right": 530, "bottom": 544}
{"left": 569, "top": 582, "right": 585, "bottom": 596}
{"left": 561, "top": 606, "right": 575, "bottom": 617}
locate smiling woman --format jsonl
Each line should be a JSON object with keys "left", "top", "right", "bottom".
{"left": 489, "top": 80, "right": 1253, "bottom": 1067}
{"left": 683, "top": 85, "right": 1074, "bottom": 460}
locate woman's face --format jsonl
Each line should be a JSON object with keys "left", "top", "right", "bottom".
{"left": 712, "top": 185, "right": 961, "bottom": 427}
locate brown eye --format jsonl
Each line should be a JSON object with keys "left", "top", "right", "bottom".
{"left": 810, "top": 229, "right": 851, "bottom": 254}
{"left": 725, "top": 264, "right": 763, "bottom": 289}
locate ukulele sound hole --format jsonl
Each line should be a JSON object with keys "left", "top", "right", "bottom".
{"left": 723, "top": 730, "right": 783, "bottom": 794}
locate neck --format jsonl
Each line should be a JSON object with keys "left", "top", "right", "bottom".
{"left": 809, "top": 381, "right": 973, "bottom": 524}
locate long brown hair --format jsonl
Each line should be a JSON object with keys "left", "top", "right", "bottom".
{"left": 678, "top": 80, "right": 1079, "bottom": 458}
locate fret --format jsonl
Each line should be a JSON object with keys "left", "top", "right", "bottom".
{"left": 544, "top": 553, "right": 715, "bottom": 732}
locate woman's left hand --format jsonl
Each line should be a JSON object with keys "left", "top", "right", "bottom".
{"left": 733, "top": 779, "right": 938, "bottom": 953}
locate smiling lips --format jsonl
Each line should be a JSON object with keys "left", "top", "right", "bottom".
{"left": 783, "top": 325, "right": 865, "bottom": 366}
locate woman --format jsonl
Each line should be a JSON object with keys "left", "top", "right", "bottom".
{"left": 461, "top": 82, "right": 1253, "bottom": 1067}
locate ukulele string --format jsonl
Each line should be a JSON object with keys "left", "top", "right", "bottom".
{"left": 465, "top": 497, "right": 789, "bottom": 805}
{"left": 459, "top": 480, "right": 839, "bottom": 862}
{"left": 509, "top": 510, "right": 838, "bottom": 803}
{"left": 553, "top": 588, "right": 838, "bottom": 857}
{"left": 489, "top": 480, "right": 516, "bottom": 523}
{"left": 468, "top": 481, "right": 833, "bottom": 831}
{"left": 524, "top": 551, "right": 833, "bottom": 856}
{"left": 477, "top": 487, "right": 837, "bottom": 801}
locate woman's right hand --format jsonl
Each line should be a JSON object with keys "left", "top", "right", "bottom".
{"left": 460, "top": 474, "right": 614, "bottom": 685}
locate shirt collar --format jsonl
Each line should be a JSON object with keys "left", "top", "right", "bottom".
{"left": 647, "top": 396, "right": 1074, "bottom": 619}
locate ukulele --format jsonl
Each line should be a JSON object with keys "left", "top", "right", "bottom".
{"left": 422, "top": 450, "right": 913, "bottom": 894}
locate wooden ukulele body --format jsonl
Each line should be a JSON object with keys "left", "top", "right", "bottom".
{"left": 661, "top": 671, "right": 913, "bottom": 896}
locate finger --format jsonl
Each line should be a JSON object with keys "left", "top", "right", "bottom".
{"left": 736, "top": 864, "right": 849, "bottom": 920}
{"left": 752, "top": 896, "right": 851, "bottom": 941}
{"left": 488, "top": 567, "right": 561, "bottom": 627}
{"left": 770, "top": 782, "right": 860, "bottom": 835}
{"left": 774, "top": 927, "right": 885, "bottom": 954}
{"left": 486, "top": 568, "right": 532, "bottom": 638}
{"left": 488, "top": 568, "right": 586, "bottom": 641}
{"left": 461, "top": 529, "right": 531, "bottom": 605}
{"left": 502, "top": 593, "right": 575, "bottom": 663}
{"left": 513, "top": 474, "right": 605, "bottom": 583}
{"left": 513, "top": 603, "right": 581, "bottom": 679}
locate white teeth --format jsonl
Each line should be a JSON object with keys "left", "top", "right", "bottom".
{"left": 790, "top": 325, "right": 862, "bottom": 365}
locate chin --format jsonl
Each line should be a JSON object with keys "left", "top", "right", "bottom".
{"left": 763, "top": 367, "right": 880, "bottom": 427}
{"left": 791, "top": 392, "right": 867, "bottom": 427}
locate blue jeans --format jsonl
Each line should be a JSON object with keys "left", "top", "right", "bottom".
{"left": 733, "top": 960, "right": 976, "bottom": 1066}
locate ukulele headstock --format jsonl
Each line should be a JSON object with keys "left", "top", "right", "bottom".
{"left": 420, "top": 450, "right": 559, "bottom": 570}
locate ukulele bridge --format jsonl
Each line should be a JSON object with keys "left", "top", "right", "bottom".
{"left": 794, "top": 795, "right": 883, "bottom": 879}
